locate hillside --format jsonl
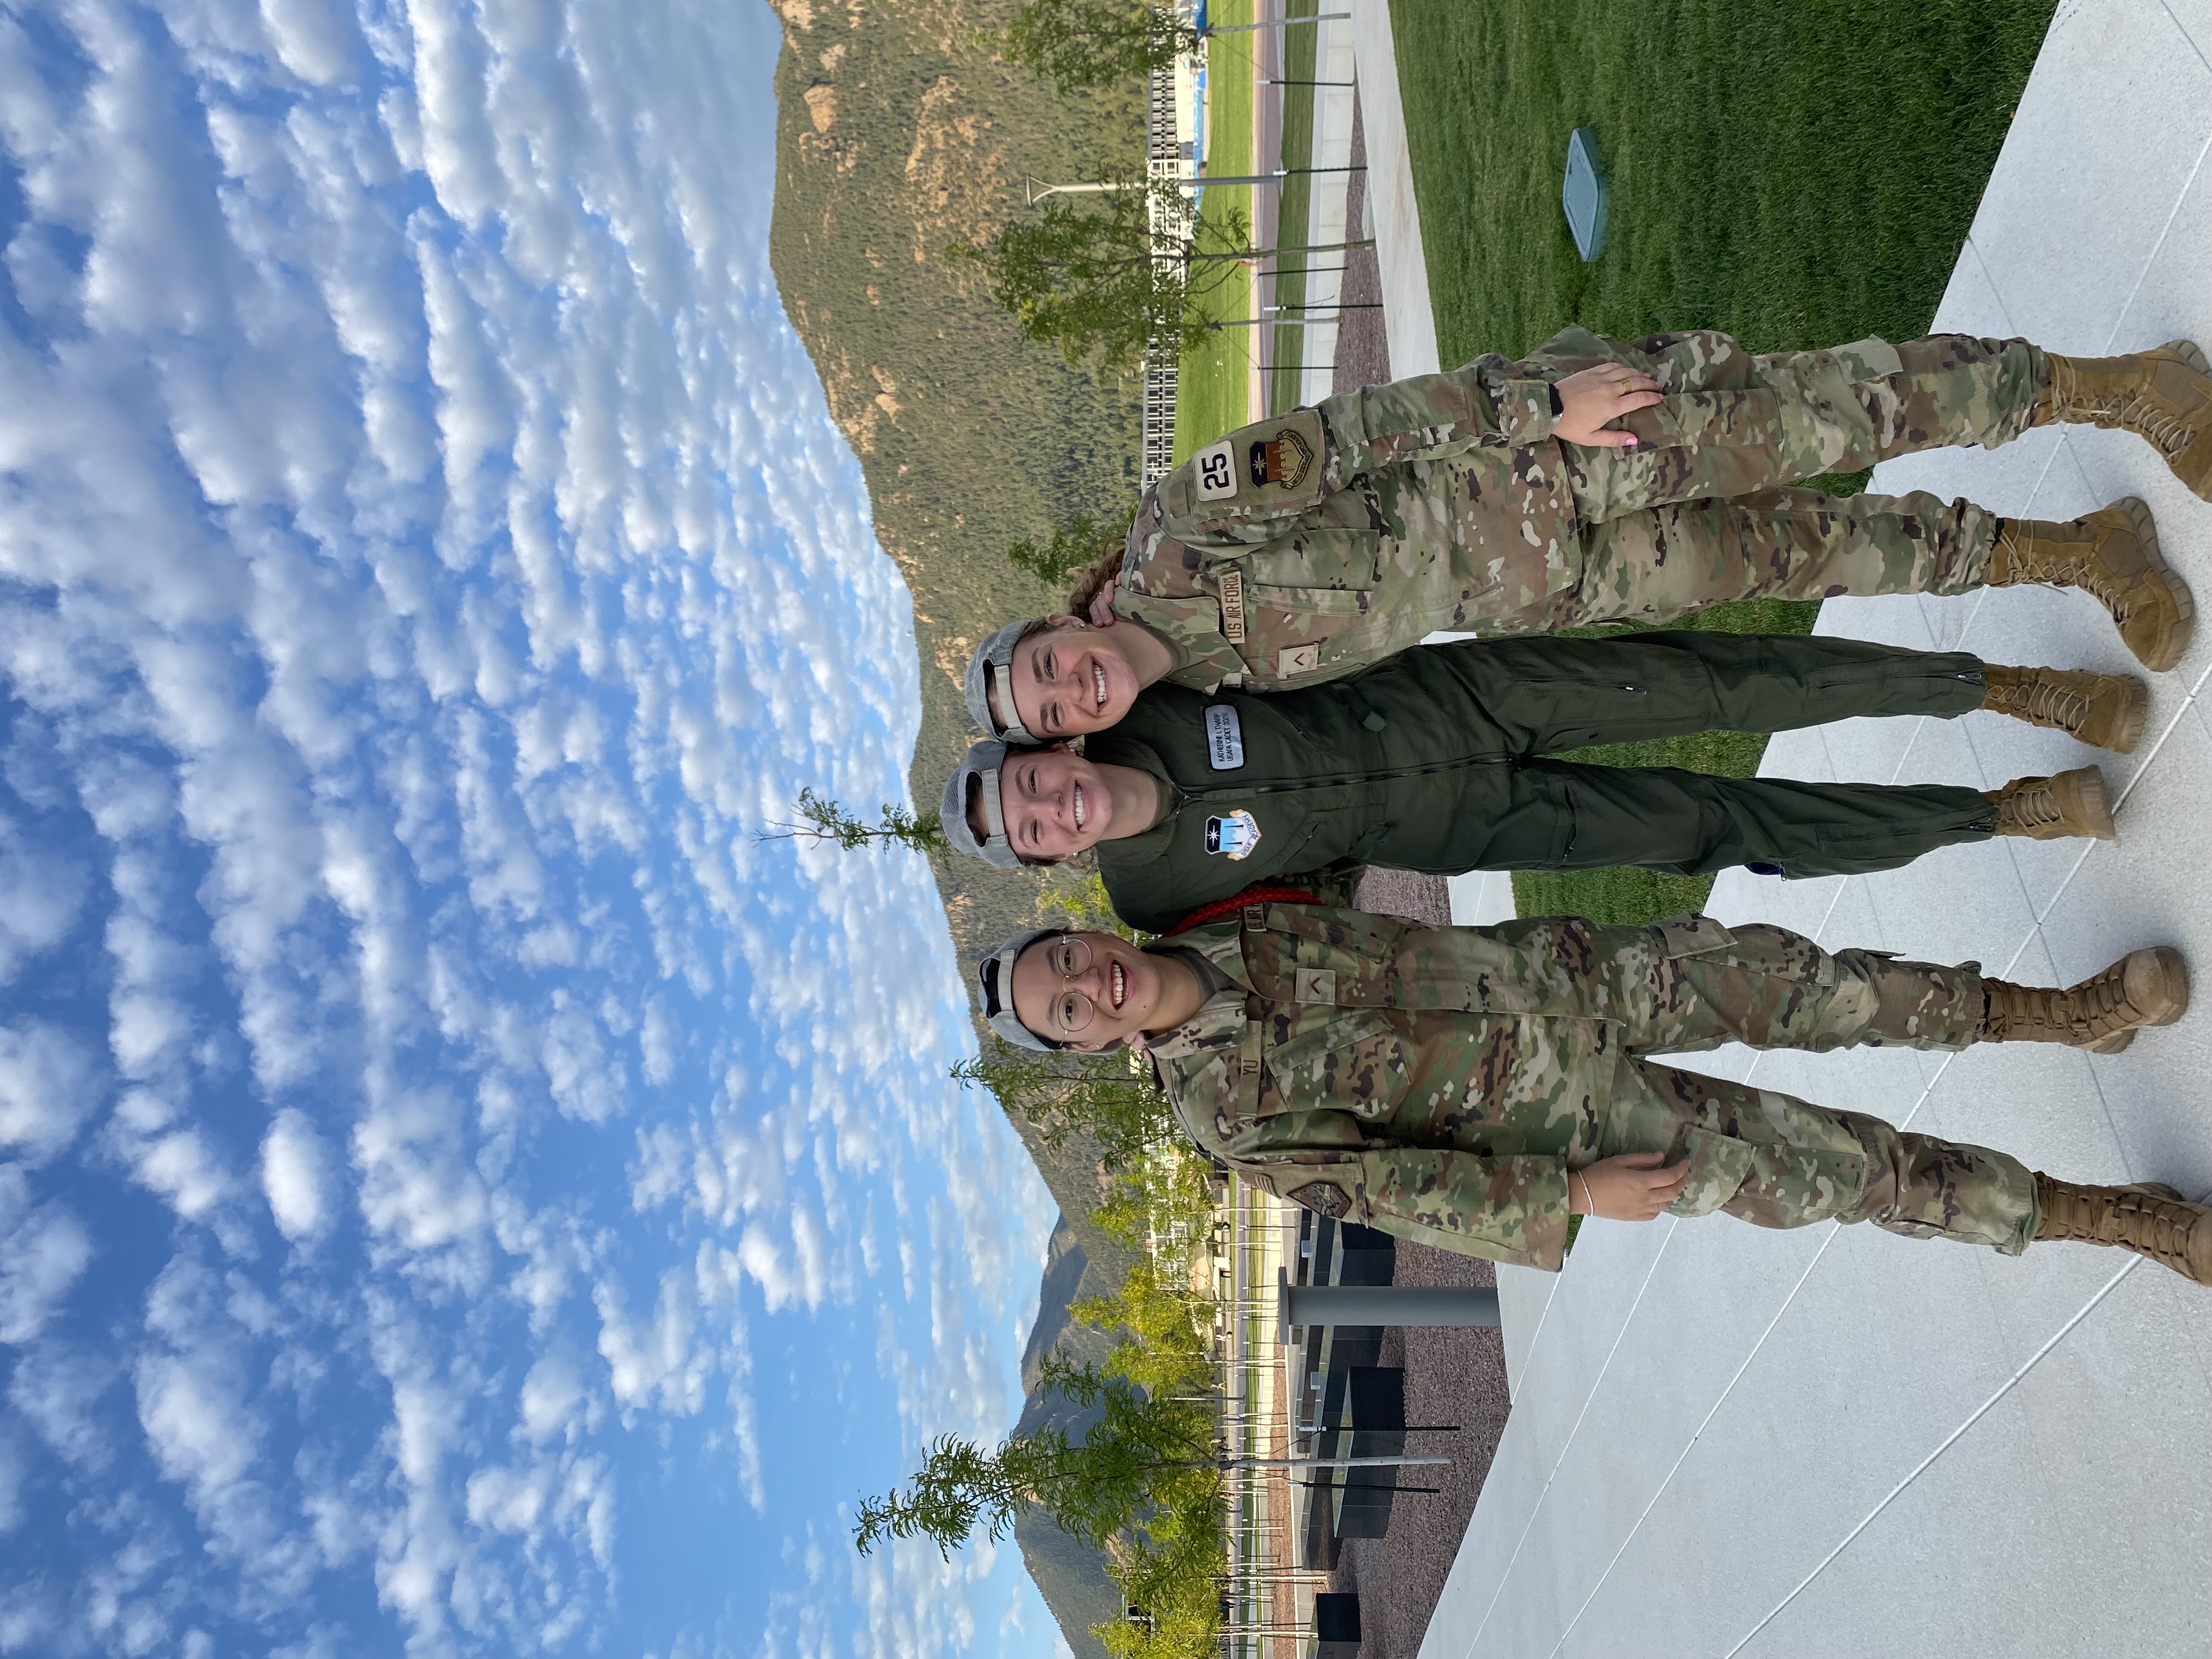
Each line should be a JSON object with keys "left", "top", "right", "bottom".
{"left": 764, "top": 0, "right": 1144, "bottom": 980}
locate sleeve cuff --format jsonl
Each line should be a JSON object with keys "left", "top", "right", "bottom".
{"left": 1496, "top": 376, "right": 1560, "bottom": 444}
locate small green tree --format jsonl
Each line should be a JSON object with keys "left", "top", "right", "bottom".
{"left": 952, "top": 1037, "right": 1176, "bottom": 1172}
{"left": 949, "top": 181, "right": 1251, "bottom": 370}
{"left": 997, "top": 1, "right": 1203, "bottom": 93}
{"left": 1007, "top": 502, "right": 1140, "bottom": 589}
{"left": 853, "top": 1356, "right": 1218, "bottom": 1558}
{"left": 757, "top": 787, "right": 946, "bottom": 855}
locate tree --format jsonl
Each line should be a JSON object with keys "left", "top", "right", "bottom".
{"left": 853, "top": 1356, "right": 1218, "bottom": 1558}
{"left": 952, "top": 1036, "right": 1176, "bottom": 1172}
{"left": 997, "top": 1, "right": 1203, "bottom": 93}
{"left": 756, "top": 786, "right": 946, "bottom": 854}
{"left": 949, "top": 179, "right": 1251, "bottom": 370}
{"left": 1007, "top": 501, "right": 1139, "bottom": 589}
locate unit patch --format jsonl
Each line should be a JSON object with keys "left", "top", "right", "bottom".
{"left": 1203, "top": 704, "right": 1246, "bottom": 770}
{"left": 1249, "top": 426, "right": 1314, "bottom": 490}
{"left": 1205, "top": 809, "right": 1262, "bottom": 860}
{"left": 1218, "top": 569, "right": 1246, "bottom": 642}
{"left": 1193, "top": 439, "right": 1238, "bottom": 500}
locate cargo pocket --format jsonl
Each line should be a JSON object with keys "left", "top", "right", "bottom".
{"left": 1663, "top": 1126, "right": 1758, "bottom": 1217}
{"left": 1652, "top": 913, "right": 1736, "bottom": 960}
{"left": 1663, "top": 1125, "right": 1870, "bottom": 1224}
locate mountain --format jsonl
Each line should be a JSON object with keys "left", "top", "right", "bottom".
{"left": 764, "top": 0, "right": 1146, "bottom": 982}
{"left": 764, "top": 7, "right": 1152, "bottom": 1650}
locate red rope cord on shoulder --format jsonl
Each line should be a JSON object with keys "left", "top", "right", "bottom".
{"left": 1160, "top": 884, "right": 1319, "bottom": 937}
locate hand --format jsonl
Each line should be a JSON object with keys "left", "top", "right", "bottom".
{"left": 1551, "top": 364, "right": 1664, "bottom": 448}
{"left": 1086, "top": 575, "right": 1120, "bottom": 627}
{"left": 1568, "top": 1151, "right": 1691, "bottom": 1221}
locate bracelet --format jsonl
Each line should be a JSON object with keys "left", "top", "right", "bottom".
{"left": 1572, "top": 1169, "right": 1593, "bottom": 1216}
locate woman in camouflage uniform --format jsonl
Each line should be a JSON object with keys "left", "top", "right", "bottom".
{"left": 974, "top": 883, "right": 2207, "bottom": 1285}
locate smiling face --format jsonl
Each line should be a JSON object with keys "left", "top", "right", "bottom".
{"left": 1008, "top": 931, "right": 1167, "bottom": 1051}
{"left": 986, "top": 745, "right": 1115, "bottom": 861}
{"left": 1006, "top": 621, "right": 1140, "bottom": 738}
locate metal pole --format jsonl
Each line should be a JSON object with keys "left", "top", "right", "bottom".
{"left": 1235, "top": 1454, "right": 1451, "bottom": 1469}
{"left": 1207, "top": 13, "right": 1351, "bottom": 29}
{"left": 1278, "top": 1277, "right": 1503, "bottom": 1331}
{"left": 1195, "top": 166, "right": 1367, "bottom": 186}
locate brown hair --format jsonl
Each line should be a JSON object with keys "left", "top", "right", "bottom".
{"left": 1063, "top": 540, "right": 1128, "bottom": 617}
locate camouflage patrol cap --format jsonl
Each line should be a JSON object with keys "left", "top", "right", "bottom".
{"left": 977, "top": 927, "right": 1063, "bottom": 1052}
{"left": 964, "top": 619, "right": 1039, "bottom": 743}
{"left": 940, "top": 741, "right": 1020, "bottom": 870}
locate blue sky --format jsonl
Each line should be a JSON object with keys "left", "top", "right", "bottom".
{"left": 0, "top": 0, "right": 1063, "bottom": 1654}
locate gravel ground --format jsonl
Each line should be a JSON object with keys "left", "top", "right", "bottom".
{"left": 1342, "top": 865, "right": 1514, "bottom": 1659}
{"left": 1331, "top": 94, "right": 1391, "bottom": 396}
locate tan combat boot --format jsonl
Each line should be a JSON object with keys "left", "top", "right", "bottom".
{"left": 2040, "top": 340, "right": 2212, "bottom": 501}
{"left": 1982, "top": 946, "right": 2188, "bottom": 1053}
{"left": 1980, "top": 664, "right": 2148, "bottom": 753}
{"left": 1988, "top": 500, "right": 2194, "bottom": 672}
{"left": 1984, "top": 765, "right": 2114, "bottom": 841}
{"left": 2033, "top": 1174, "right": 2212, "bottom": 1286}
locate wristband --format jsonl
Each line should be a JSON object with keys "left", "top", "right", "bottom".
{"left": 1572, "top": 1169, "right": 1593, "bottom": 1216}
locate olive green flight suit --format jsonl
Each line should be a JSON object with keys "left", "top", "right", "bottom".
{"left": 1089, "top": 630, "right": 1995, "bottom": 935}
{"left": 1114, "top": 329, "right": 2042, "bottom": 693}
{"left": 1146, "top": 888, "right": 2039, "bottom": 1271}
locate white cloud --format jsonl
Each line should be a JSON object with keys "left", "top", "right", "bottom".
{"left": 262, "top": 1108, "right": 333, "bottom": 1241}
{"left": 0, "top": 1020, "right": 101, "bottom": 1164}
{"left": 0, "top": 1168, "right": 92, "bottom": 1344}
{"left": 0, "top": 0, "right": 1057, "bottom": 1648}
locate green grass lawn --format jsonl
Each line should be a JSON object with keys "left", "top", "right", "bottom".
{"left": 1265, "top": 0, "right": 1321, "bottom": 413}
{"left": 1391, "top": 0, "right": 2058, "bottom": 923}
{"left": 1173, "top": 0, "right": 1257, "bottom": 462}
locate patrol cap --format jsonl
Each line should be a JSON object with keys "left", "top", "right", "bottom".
{"left": 977, "top": 926, "right": 1062, "bottom": 1052}
{"left": 964, "top": 619, "right": 1039, "bottom": 743}
{"left": 940, "top": 741, "right": 1020, "bottom": 870}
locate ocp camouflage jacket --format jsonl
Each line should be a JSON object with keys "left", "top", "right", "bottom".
{"left": 1146, "top": 885, "right": 1693, "bottom": 1272}
{"left": 1113, "top": 353, "right": 1576, "bottom": 693}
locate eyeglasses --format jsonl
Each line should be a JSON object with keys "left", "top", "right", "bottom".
{"left": 1040, "top": 935, "right": 1095, "bottom": 1038}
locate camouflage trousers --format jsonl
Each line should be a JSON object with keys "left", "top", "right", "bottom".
{"left": 1587, "top": 920, "right": 2039, "bottom": 1253}
{"left": 1525, "top": 329, "right": 2046, "bottom": 625}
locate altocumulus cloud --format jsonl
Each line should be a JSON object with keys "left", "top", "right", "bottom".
{"left": 0, "top": 0, "right": 1057, "bottom": 1654}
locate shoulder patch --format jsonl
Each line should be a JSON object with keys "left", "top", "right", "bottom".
{"left": 1193, "top": 439, "right": 1238, "bottom": 500}
{"left": 1287, "top": 1180, "right": 1351, "bottom": 1220}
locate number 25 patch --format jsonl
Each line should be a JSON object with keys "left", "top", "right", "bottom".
{"left": 1193, "top": 439, "right": 1238, "bottom": 500}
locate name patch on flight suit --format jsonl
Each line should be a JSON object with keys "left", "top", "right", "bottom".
{"left": 1193, "top": 439, "right": 1238, "bottom": 500}
{"left": 1203, "top": 704, "right": 1246, "bottom": 770}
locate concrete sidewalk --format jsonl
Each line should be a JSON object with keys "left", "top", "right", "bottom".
{"left": 1420, "top": 2, "right": 2212, "bottom": 1655}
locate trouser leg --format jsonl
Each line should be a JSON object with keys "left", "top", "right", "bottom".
{"left": 1488, "top": 759, "right": 1994, "bottom": 879}
{"left": 1434, "top": 630, "right": 1988, "bottom": 754}
{"left": 1521, "top": 328, "right": 2046, "bottom": 520}
{"left": 1567, "top": 486, "right": 1994, "bottom": 627}
{"left": 1597, "top": 1055, "right": 2039, "bottom": 1253}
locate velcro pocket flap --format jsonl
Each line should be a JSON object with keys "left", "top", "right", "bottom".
{"left": 1652, "top": 913, "right": 1736, "bottom": 959}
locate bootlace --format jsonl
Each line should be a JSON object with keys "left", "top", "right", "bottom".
{"left": 2051, "top": 359, "right": 2193, "bottom": 456}
{"left": 1999, "top": 525, "right": 2138, "bottom": 621}
{"left": 2038, "top": 1183, "right": 2196, "bottom": 1263}
{"left": 1985, "top": 673, "right": 2092, "bottom": 735}
{"left": 1991, "top": 781, "right": 2070, "bottom": 835}
{"left": 1986, "top": 966, "right": 2139, "bottom": 1041}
